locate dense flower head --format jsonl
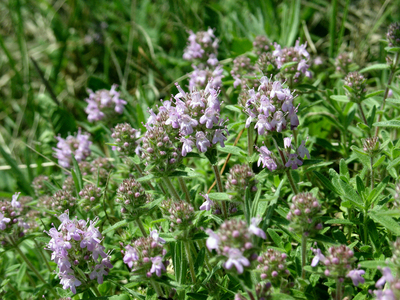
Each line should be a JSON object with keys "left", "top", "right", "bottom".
{"left": 335, "top": 52, "right": 353, "bottom": 74}
{"left": 85, "top": 84, "right": 127, "bottom": 122}
{"left": 257, "top": 52, "right": 279, "bottom": 78}
{"left": 0, "top": 193, "right": 28, "bottom": 233}
{"left": 225, "top": 164, "right": 258, "bottom": 201}
{"left": 183, "top": 28, "right": 218, "bottom": 62}
{"left": 206, "top": 218, "right": 265, "bottom": 273}
{"left": 272, "top": 40, "right": 311, "bottom": 82}
{"left": 244, "top": 76, "right": 299, "bottom": 135}
{"left": 363, "top": 137, "right": 380, "bottom": 154}
{"left": 53, "top": 129, "right": 92, "bottom": 168}
{"left": 253, "top": 35, "right": 272, "bottom": 56}
{"left": 231, "top": 56, "right": 257, "bottom": 89}
{"left": 45, "top": 213, "right": 113, "bottom": 293}
{"left": 50, "top": 190, "right": 76, "bottom": 212}
{"left": 140, "top": 102, "right": 183, "bottom": 176}
{"left": 111, "top": 123, "right": 141, "bottom": 157}
{"left": 32, "top": 175, "right": 52, "bottom": 196}
{"left": 286, "top": 192, "right": 322, "bottom": 235}
{"left": 160, "top": 81, "right": 228, "bottom": 156}
{"left": 343, "top": 71, "right": 367, "bottom": 102}
{"left": 257, "top": 249, "right": 290, "bottom": 286}
{"left": 189, "top": 64, "right": 224, "bottom": 90}
{"left": 122, "top": 231, "right": 167, "bottom": 278}
{"left": 160, "top": 199, "right": 195, "bottom": 231}
{"left": 62, "top": 176, "right": 75, "bottom": 194}
{"left": 117, "top": 178, "right": 151, "bottom": 216}
{"left": 311, "top": 245, "right": 360, "bottom": 283}
{"left": 78, "top": 184, "right": 102, "bottom": 212}
{"left": 387, "top": 22, "right": 400, "bottom": 48}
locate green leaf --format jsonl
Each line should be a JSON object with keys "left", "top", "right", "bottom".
{"left": 102, "top": 219, "right": 129, "bottom": 234}
{"left": 368, "top": 176, "right": 389, "bottom": 204}
{"left": 359, "top": 64, "right": 390, "bottom": 73}
{"left": 0, "top": 145, "right": 34, "bottom": 196}
{"left": 187, "top": 293, "right": 208, "bottom": 300}
{"left": 280, "top": 61, "right": 298, "bottom": 70}
{"left": 217, "top": 145, "right": 245, "bottom": 156}
{"left": 271, "top": 294, "right": 296, "bottom": 300}
{"left": 367, "top": 105, "right": 376, "bottom": 128}
{"left": 225, "top": 105, "right": 242, "bottom": 113}
{"left": 208, "top": 193, "right": 230, "bottom": 201}
{"left": 358, "top": 260, "right": 390, "bottom": 269}
{"left": 339, "top": 180, "right": 364, "bottom": 209}
{"left": 50, "top": 108, "right": 77, "bottom": 137}
{"left": 330, "top": 95, "right": 349, "bottom": 102}
{"left": 365, "top": 90, "right": 384, "bottom": 99}
{"left": 386, "top": 98, "right": 400, "bottom": 104}
{"left": 351, "top": 146, "right": 371, "bottom": 169}
{"left": 313, "top": 171, "right": 339, "bottom": 194}
{"left": 325, "top": 219, "right": 355, "bottom": 225}
{"left": 194, "top": 247, "right": 205, "bottom": 275}
{"left": 373, "top": 155, "right": 386, "bottom": 168}
{"left": 356, "top": 175, "right": 365, "bottom": 194}
{"left": 373, "top": 120, "right": 400, "bottom": 128}
{"left": 369, "top": 211, "right": 400, "bottom": 235}
{"left": 339, "top": 159, "right": 349, "bottom": 179}
{"left": 302, "top": 159, "right": 324, "bottom": 166}
{"left": 87, "top": 76, "right": 111, "bottom": 90}
{"left": 267, "top": 228, "right": 284, "bottom": 249}
{"left": 387, "top": 156, "right": 400, "bottom": 170}
{"left": 16, "top": 262, "right": 27, "bottom": 290}
{"left": 136, "top": 174, "right": 155, "bottom": 182}
{"left": 71, "top": 154, "right": 83, "bottom": 192}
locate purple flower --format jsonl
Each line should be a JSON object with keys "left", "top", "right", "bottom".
{"left": 283, "top": 137, "right": 292, "bottom": 149}
{"left": 0, "top": 212, "right": 11, "bottom": 230}
{"left": 199, "top": 193, "right": 214, "bottom": 211}
{"left": 196, "top": 131, "right": 211, "bottom": 153}
{"left": 254, "top": 114, "right": 272, "bottom": 135}
{"left": 180, "top": 137, "right": 194, "bottom": 156}
{"left": 346, "top": 269, "right": 365, "bottom": 286}
{"left": 270, "top": 81, "right": 286, "bottom": 100}
{"left": 189, "top": 91, "right": 205, "bottom": 108}
{"left": 248, "top": 217, "right": 266, "bottom": 239}
{"left": 297, "top": 140, "right": 310, "bottom": 159}
{"left": 150, "top": 229, "right": 166, "bottom": 244}
{"left": 289, "top": 106, "right": 299, "bottom": 129}
{"left": 224, "top": 248, "right": 250, "bottom": 274}
{"left": 165, "top": 107, "right": 181, "bottom": 129}
{"left": 59, "top": 273, "right": 82, "bottom": 294}
{"left": 376, "top": 267, "right": 394, "bottom": 288}
{"left": 207, "top": 54, "right": 218, "bottom": 66}
{"left": 11, "top": 192, "right": 21, "bottom": 209}
{"left": 123, "top": 245, "right": 138, "bottom": 269}
{"left": 200, "top": 107, "right": 219, "bottom": 129}
{"left": 179, "top": 114, "right": 198, "bottom": 135}
{"left": 150, "top": 256, "right": 166, "bottom": 277}
{"left": 270, "top": 111, "right": 286, "bottom": 132}
{"left": 294, "top": 40, "right": 310, "bottom": 58}
{"left": 257, "top": 146, "right": 277, "bottom": 171}
{"left": 212, "top": 129, "right": 227, "bottom": 147}
{"left": 89, "top": 264, "right": 109, "bottom": 284}
{"left": 311, "top": 248, "right": 326, "bottom": 267}
{"left": 374, "top": 289, "right": 396, "bottom": 300}
{"left": 285, "top": 153, "right": 303, "bottom": 169}
{"left": 259, "top": 95, "right": 275, "bottom": 116}
{"left": 206, "top": 229, "right": 220, "bottom": 251}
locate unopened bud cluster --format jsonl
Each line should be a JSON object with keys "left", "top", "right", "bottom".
{"left": 244, "top": 76, "right": 299, "bottom": 136}
{"left": 225, "top": 164, "right": 257, "bottom": 201}
{"left": 343, "top": 72, "right": 367, "bottom": 102}
{"left": 160, "top": 199, "right": 195, "bottom": 231}
{"left": 62, "top": 176, "right": 76, "bottom": 194}
{"left": 387, "top": 22, "right": 400, "bottom": 48}
{"left": 78, "top": 184, "right": 102, "bottom": 212}
{"left": 314, "top": 245, "right": 356, "bottom": 279}
{"left": 335, "top": 52, "right": 353, "bottom": 74}
{"left": 257, "top": 52, "right": 279, "bottom": 78}
{"left": 50, "top": 190, "right": 76, "bottom": 212}
{"left": 32, "top": 175, "right": 51, "bottom": 196}
{"left": 231, "top": 56, "right": 257, "bottom": 89}
{"left": 123, "top": 232, "right": 167, "bottom": 278}
{"left": 253, "top": 36, "right": 272, "bottom": 56}
{"left": 111, "top": 123, "right": 141, "bottom": 156}
{"left": 117, "top": 178, "right": 151, "bottom": 215}
{"left": 257, "top": 249, "right": 289, "bottom": 286}
{"left": 0, "top": 193, "right": 29, "bottom": 234}
{"left": 286, "top": 192, "right": 322, "bottom": 235}
{"left": 363, "top": 137, "right": 379, "bottom": 155}
{"left": 79, "top": 158, "right": 114, "bottom": 186}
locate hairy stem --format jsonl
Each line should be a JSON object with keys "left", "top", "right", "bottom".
{"left": 212, "top": 164, "right": 227, "bottom": 219}
{"left": 162, "top": 177, "right": 180, "bottom": 200}
{"left": 301, "top": 235, "right": 307, "bottom": 279}
{"left": 375, "top": 52, "right": 400, "bottom": 137}
{"left": 184, "top": 241, "right": 196, "bottom": 283}
{"left": 136, "top": 218, "right": 148, "bottom": 237}
{"left": 370, "top": 156, "right": 374, "bottom": 190}
{"left": 178, "top": 177, "right": 191, "bottom": 204}
{"left": 357, "top": 102, "right": 370, "bottom": 135}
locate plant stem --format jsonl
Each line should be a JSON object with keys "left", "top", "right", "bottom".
{"left": 34, "top": 240, "right": 52, "bottom": 274}
{"left": 370, "top": 156, "right": 374, "bottom": 190}
{"left": 136, "top": 218, "right": 148, "bottom": 237}
{"left": 133, "top": 163, "right": 156, "bottom": 190}
{"left": 301, "top": 235, "right": 307, "bottom": 279}
{"left": 11, "top": 238, "right": 58, "bottom": 297}
{"left": 162, "top": 177, "right": 180, "bottom": 200}
{"left": 273, "top": 138, "right": 298, "bottom": 195}
{"left": 150, "top": 278, "right": 164, "bottom": 297}
{"left": 247, "top": 127, "right": 254, "bottom": 158}
{"left": 336, "top": 278, "right": 342, "bottom": 300}
{"left": 375, "top": 52, "right": 400, "bottom": 137}
{"left": 92, "top": 285, "right": 102, "bottom": 297}
{"left": 357, "top": 102, "right": 370, "bottom": 135}
{"left": 178, "top": 177, "right": 191, "bottom": 204}
{"left": 363, "top": 212, "right": 368, "bottom": 245}
{"left": 212, "top": 164, "right": 227, "bottom": 219}
{"left": 184, "top": 241, "right": 196, "bottom": 283}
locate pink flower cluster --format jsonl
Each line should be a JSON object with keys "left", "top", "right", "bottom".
{"left": 85, "top": 84, "right": 127, "bottom": 122}
{"left": 53, "top": 129, "right": 92, "bottom": 168}
{"left": 45, "top": 213, "right": 113, "bottom": 293}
